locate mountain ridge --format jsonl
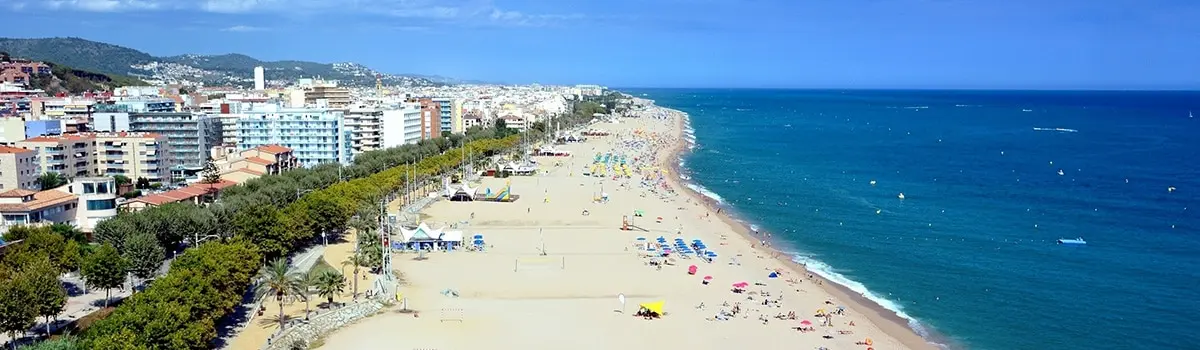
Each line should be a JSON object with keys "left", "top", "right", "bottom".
{"left": 0, "top": 37, "right": 450, "bottom": 87}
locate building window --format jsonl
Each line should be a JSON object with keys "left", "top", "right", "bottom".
{"left": 83, "top": 183, "right": 95, "bottom": 194}
{"left": 87, "top": 199, "right": 117, "bottom": 210}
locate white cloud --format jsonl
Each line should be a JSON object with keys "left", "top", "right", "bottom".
{"left": 42, "top": 0, "right": 162, "bottom": 12}
{"left": 14, "top": 0, "right": 582, "bottom": 27}
{"left": 390, "top": 6, "right": 460, "bottom": 19}
{"left": 221, "top": 25, "right": 268, "bottom": 32}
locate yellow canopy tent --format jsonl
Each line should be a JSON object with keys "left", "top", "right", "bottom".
{"left": 639, "top": 301, "right": 665, "bottom": 314}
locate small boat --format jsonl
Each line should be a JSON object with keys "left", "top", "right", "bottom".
{"left": 1057, "top": 237, "right": 1087, "bottom": 245}
{"left": 897, "top": 193, "right": 906, "bottom": 200}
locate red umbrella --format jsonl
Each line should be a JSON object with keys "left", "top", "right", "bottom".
{"left": 800, "top": 320, "right": 813, "bottom": 326}
{"left": 687, "top": 265, "right": 698, "bottom": 274}
{"left": 703, "top": 276, "right": 713, "bottom": 280}
{"left": 732, "top": 282, "right": 749, "bottom": 288}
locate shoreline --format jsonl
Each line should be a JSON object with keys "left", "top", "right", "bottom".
{"left": 657, "top": 106, "right": 942, "bottom": 350}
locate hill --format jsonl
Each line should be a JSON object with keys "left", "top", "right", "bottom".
{"left": 25, "top": 62, "right": 148, "bottom": 94}
{"left": 0, "top": 37, "right": 441, "bottom": 87}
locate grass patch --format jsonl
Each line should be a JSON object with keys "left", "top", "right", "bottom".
{"left": 48, "top": 298, "right": 123, "bottom": 339}
{"left": 311, "top": 258, "right": 337, "bottom": 275}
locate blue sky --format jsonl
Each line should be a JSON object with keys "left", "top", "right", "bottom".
{"left": 3, "top": 0, "right": 1199, "bottom": 89}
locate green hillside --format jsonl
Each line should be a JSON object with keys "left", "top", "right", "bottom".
{"left": 0, "top": 37, "right": 153, "bottom": 76}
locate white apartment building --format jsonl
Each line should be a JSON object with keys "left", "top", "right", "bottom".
{"left": 237, "top": 104, "right": 352, "bottom": 167}
{"left": 381, "top": 102, "right": 422, "bottom": 149}
{"left": 345, "top": 106, "right": 383, "bottom": 156}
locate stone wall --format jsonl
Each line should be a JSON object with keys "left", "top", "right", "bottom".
{"left": 261, "top": 299, "right": 386, "bottom": 350}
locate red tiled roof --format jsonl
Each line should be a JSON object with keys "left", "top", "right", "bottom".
{"left": 254, "top": 145, "right": 292, "bottom": 154}
{"left": 0, "top": 190, "right": 77, "bottom": 212}
{"left": 243, "top": 157, "right": 274, "bottom": 166}
{"left": 222, "top": 168, "right": 265, "bottom": 176}
{"left": 122, "top": 179, "right": 239, "bottom": 207}
{"left": 0, "top": 189, "right": 37, "bottom": 198}
{"left": 0, "top": 146, "right": 33, "bottom": 154}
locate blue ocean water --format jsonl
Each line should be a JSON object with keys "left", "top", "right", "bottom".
{"left": 628, "top": 89, "right": 1200, "bottom": 350}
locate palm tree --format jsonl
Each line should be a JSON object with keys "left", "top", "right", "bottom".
{"left": 314, "top": 270, "right": 347, "bottom": 307}
{"left": 296, "top": 271, "right": 318, "bottom": 320}
{"left": 254, "top": 258, "right": 303, "bottom": 330}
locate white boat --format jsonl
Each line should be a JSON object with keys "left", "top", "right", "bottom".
{"left": 1190, "top": 111, "right": 1194, "bottom": 118}
{"left": 897, "top": 193, "right": 905, "bottom": 200}
{"left": 1057, "top": 237, "right": 1087, "bottom": 245}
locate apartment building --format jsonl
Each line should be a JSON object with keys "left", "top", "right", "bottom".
{"left": 345, "top": 106, "right": 383, "bottom": 156}
{"left": 41, "top": 98, "right": 96, "bottom": 119}
{"left": 0, "top": 146, "right": 38, "bottom": 191}
{"left": 129, "top": 112, "right": 214, "bottom": 170}
{"left": 431, "top": 97, "right": 454, "bottom": 133}
{"left": 94, "top": 132, "right": 171, "bottom": 183}
{"left": 16, "top": 132, "right": 172, "bottom": 183}
{"left": 237, "top": 105, "right": 351, "bottom": 167}
{"left": 17, "top": 133, "right": 95, "bottom": 178}
{"left": 418, "top": 98, "right": 442, "bottom": 139}
{"left": 381, "top": 102, "right": 422, "bottom": 148}
{"left": 0, "top": 59, "right": 50, "bottom": 84}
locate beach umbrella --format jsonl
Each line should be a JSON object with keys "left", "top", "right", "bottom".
{"left": 732, "top": 282, "right": 749, "bottom": 288}
{"left": 800, "top": 320, "right": 813, "bottom": 326}
{"left": 639, "top": 301, "right": 665, "bottom": 314}
{"left": 768, "top": 272, "right": 779, "bottom": 278}
{"left": 687, "top": 265, "right": 697, "bottom": 274}
{"left": 635, "top": 237, "right": 646, "bottom": 241}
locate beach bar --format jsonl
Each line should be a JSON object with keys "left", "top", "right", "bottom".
{"left": 397, "top": 223, "right": 465, "bottom": 251}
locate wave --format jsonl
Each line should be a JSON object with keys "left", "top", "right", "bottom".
{"left": 683, "top": 182, "right": 725, "bottom": 203}
{"left": 1032, "top": 127, "right": 1079, "bottom": 133}
{"left": 789, "top": 255, "right": 937, "bottom": 342}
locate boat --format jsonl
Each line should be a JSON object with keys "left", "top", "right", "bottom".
{"left": 1057, "top": 237, "right": 1087, "bottom": 245}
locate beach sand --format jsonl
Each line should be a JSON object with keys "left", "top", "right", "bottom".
{"left": 318, "top": 108, "right": 934, "bottom": 350}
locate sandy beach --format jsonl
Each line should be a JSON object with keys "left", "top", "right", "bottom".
{"left": 318, "top": 105, "right": 935, "bottom": 350}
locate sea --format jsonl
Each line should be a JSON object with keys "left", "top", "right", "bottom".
{"left": 625, "top": 89, "right": 1200, "bottom": 350}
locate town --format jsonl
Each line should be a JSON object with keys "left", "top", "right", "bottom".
{"left": 1, "top": 54, "right": 608, "bottom": 232}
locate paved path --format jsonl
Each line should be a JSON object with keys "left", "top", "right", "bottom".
{"left": 214, "top": 245, "right": 326, "bottom": 349}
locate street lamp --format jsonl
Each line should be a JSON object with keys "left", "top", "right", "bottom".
{"left": 322, "top": 232, "right": 327, "bottom": 246}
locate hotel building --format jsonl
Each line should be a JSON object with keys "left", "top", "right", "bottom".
{"left": 237, "top": 105, "right": 352, "bottom": 167}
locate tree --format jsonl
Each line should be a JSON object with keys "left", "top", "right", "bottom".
{"left": 296, "top": 271, "right": 317, "bottom": 320}
{"left": 60, "top": 240, "right": 83, "bottom": 273}
{"left": 200, "top": 160, "right": 220, "bottom": 185}
{"left": 49, "top": 223, "right": 87, "bottom": 244}
{"left": 134, "top": 177, "right": 150, "bottom": 190}
{"left": 122, "top": 232, "right": 164, "bottom": 289}
{"left": 313, "top": 270, "right": 346, "bottom": 307}
{"left": 112, "top": 175, "right": 131, "bottom": 186}
{"left": 0, "top": 273, "right": 35, "bottom": 349}
{"left": 25, "top": 258, "right": 67, "bottom": 336}
{"left": 37, "top": 172, "right": 69, "bottom": 190}
{"left": 81, "top": 244, "right": 125, "bottom": 308}
{"left": 253, "top": 258, "right": 301, "bottom": 330}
